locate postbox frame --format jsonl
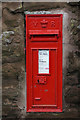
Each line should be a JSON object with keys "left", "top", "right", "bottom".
{"left": 26, "top": 14, "right": 63, "bottom": 112}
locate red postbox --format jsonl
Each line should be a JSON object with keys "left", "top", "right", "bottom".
{"left": 26, "top": 14, "right": 63, "bottom": 112}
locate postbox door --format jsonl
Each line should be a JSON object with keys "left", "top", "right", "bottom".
{"left": 32, "top": 49, "right": 57, "bottom": 107}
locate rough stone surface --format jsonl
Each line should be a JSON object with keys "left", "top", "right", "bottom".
{"left": 2, "top": 2, "right": 80, "bottom": 119}
{"left": 23, "top": 2, "right": 68, "bottom": 11}
{"left": 2, "top": 2, "right": 22, "bottom": 12}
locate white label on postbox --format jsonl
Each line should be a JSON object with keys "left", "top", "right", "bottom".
{"left": 38, "top": 50, "right": 49, "bottom": 74}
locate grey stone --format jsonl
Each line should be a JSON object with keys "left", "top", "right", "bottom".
{"left": 2, "top": 2, "right": 22, "bottom": 12}
{"left": 4, "top": 38, "right": 13, "bottom": 44}
{"left": 77, "top": 25, "right": 80, "bottom": 29}
{"left": 65, "top": 85, "right": 80, "bottom": 104}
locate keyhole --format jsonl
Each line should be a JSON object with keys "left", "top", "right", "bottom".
{"left": 37, "top": 79, "right": 39, "bottom": 83}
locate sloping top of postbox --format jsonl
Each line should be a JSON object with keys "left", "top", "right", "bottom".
{"left": 29, "top": 30, "right": 59, "bottom": 35}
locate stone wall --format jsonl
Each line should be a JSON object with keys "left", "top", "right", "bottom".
{"left": 2, "top": 2, "right": 80, "bottom": 119}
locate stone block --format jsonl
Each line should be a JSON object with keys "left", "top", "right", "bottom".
{"left": 2, "top": 8, "right": 24, "bottom": 31}
{"left": 23, "top": 2, "right": 67, "bottom": 11}
{"left": 65, "top": 85, "right": 80, "bottom": 104}
{"left": 65, "top": 74, "right": 78, "bottom": 86}
{"left": 2, "top": 2, "right": 22, "bottom": 12}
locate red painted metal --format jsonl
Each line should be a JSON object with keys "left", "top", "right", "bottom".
{"left": 26, "top": 14, "right": 63, "bottom": 112}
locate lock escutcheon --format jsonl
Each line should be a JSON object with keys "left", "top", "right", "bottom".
{"left": 36, "top": 76, "right": 46, "bottom": 84}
